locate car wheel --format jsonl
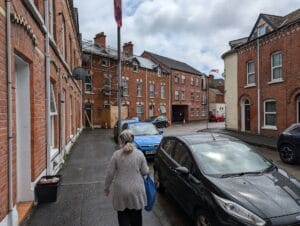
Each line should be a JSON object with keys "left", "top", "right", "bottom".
{"left": 195, "top": 210, "right": 214, "bottom": 226}
{"left": 154, "top": 170, "right": 165, "bottom": 193}
{"left": 279, "top": 144, "right": 296, "bottom": 164}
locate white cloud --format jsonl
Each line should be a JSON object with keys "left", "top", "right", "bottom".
{"left": 74, "top": 0, "right": 299, "bottom": 77}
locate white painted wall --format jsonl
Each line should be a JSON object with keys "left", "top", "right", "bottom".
{"left": 224, "top": 51, "right": 238, "bottom": 130}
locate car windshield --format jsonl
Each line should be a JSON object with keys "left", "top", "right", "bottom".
{"left": 190, "top": 141, "right": 272, "bottom": 177}
{"left": 129, "top": 123, "right": 159, "bottom": 136}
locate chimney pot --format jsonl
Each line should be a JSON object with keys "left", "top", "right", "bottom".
{"left": 94, "top": 32, "right": 106, "bottom": 48}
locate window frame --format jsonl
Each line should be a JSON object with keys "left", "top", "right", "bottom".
{"left": 122, "top": 77, "right": 129, "bottom": 96}
{"left": 137, "top": 80, "right": 142, "bottom": 97}
{"left": 84, "top": 74, "right": 92, "bottom": 93}
{"left": 160, "top": 84, "right": 165, "bottom": 99}
{"left": 175, "top": 90, "right": 179, "bottom": 100}
{"left": 247, "top": 61, "right": 255, "bottom": 85}
{"left": 271, "top": 52, "right": 282, "bottom": 82}
{"left": 264, "top": 100, "right": 277, "bottom": 129}
{"left": 149, "top": 82, "right": 155, "bottom": 98}
{"left": 136, "top": 104, "right": 143, "bottom": 119}
{"left": 257, "top": 25, "right": 266, "bottom": 37}
{"left": 133, "top": 61, "right": 139, "bottom": 72}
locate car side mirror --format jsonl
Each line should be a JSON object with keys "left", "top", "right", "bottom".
{"left": 159, "top": 130, "right": 164, "bottom": 135}
{"left": 176, "top": 166, "right": 189, "bottom": 175}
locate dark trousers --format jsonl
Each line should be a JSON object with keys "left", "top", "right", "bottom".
{"left": 117, "top": 209, "right": 142, "bottom": 226}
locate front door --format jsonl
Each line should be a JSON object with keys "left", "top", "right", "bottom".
{"left": 149, "top": 105, "right": 154, "bottom": 117}
{"left": 245, "top": 104, "right": 250, "bottom": 131}
{"left": 15, "top": 55, "right": 32, "bottom": 202}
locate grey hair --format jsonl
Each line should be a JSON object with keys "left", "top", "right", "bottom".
{"left": 119, "top": 129, "right": 135, "bottom": 154}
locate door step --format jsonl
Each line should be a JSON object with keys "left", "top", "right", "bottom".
{"left": 17, "top": 201, "right": 33, "bottom": 225}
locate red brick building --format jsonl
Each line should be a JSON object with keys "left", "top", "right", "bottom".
{"left": 82, "top": 33, "right": 171, "bottom": 128}
{"left": 0, "top": 0, "right": 83, "bottom": 225}
{"left": 142, "top": 51, "right": 208, "bottom": 122}
{"left": 234, "top": 9, "right": 300, "bottom": 136}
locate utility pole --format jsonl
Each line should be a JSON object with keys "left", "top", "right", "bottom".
{"left": 117, "top": 27, "right": 122, "bottom": 144}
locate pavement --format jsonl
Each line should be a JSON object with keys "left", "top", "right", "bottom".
{"left": 22, "top": 129, "right": 163, "bottom": 226}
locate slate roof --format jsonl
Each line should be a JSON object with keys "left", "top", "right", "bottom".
{"left": 143, "top": 51, "right": 201, "bottom": 75}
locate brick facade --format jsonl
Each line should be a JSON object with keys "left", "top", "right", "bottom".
{"left": 0, "top": 0, "right": 82, "bottom": 224}
{"left": 237, "top": 20, "right": 300, "bottom": 136}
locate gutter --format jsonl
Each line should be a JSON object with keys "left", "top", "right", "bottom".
{"left": 257, "top": 38, "right": 261, "bottom": 134}
{"left": 6, "top": 0, "right": 13, "bottom": 216}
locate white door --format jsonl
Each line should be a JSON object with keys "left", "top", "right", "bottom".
{"left": 15, "top": 55, "right": 32, "bottom": 202}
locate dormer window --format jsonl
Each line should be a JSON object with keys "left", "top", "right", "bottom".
{"left": 157, "top": 67, "right": 161, "bottom": 77}
{"left": 257, "top": 25, "right": 266, "bottom": 37}
{"left": 101, "top": 58, "right": 109, "bottom": 67}
{"left": 133, "top": 61, "right": 138, "bottom": 72}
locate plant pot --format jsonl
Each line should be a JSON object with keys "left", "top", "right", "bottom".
{"left": 35, "top": 175, "right": 61, "bottom": 204}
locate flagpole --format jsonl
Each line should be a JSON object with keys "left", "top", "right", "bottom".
{"left": 117, "top": 26, "right": 122, "bottom": 145}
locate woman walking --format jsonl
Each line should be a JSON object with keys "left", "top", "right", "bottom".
{"left": 104, "top": 130, "right": 149, "bottom": 226}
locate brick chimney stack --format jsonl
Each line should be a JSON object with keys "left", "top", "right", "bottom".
{"left": 123, "top": 42, "right": 134, "bottom": 56}
{"left": 94, "top": 32, "right": 106, "bottom": 48}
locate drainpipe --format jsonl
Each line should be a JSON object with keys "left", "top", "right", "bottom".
{"left": 6, "top": 0, "right": 13, "bottom": 218}
{"left": 44, "top": 0, "right": 51, "bottom": 174}
{"left": 169, "top": 72, "right": 172, "bottom": 122}
{"left": 58, "top": 67, "right": 62, "bottom": 155}
{"left": 145, "top": 69, "right": 148, "bottom": 119}
{"left": 257, "top": 38, "right": 261, "bottom": 134}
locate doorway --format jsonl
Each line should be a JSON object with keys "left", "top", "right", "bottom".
{"left": 15, "top": 55, "right": 32, "bottom": 201}
{"left": 241, "top": 99, "right": 250, "bottom": 132}
{"left": 149, "top": 105, "right": 154, "bottom": 118}
{"left": 61, "top": 89, "right": 66, "bottom": 149}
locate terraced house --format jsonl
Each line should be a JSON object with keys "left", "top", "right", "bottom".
{"left": 0, "top": 0, "right": 83, "bottom": 225}
{"left": 223, "top": 8, "right": 300, "bottom": 136}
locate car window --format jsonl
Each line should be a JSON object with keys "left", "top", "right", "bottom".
{"left": 172, "top": 141, "right": 192, "bottom": 169}
{"left": 292, "top": 127, "right": 300, "bottom": 134}
{"left": 162, "top": 139, "right": 176, "bottom": 155}
{"left": 122, "top": 123, "right": 128, "bottom": 131}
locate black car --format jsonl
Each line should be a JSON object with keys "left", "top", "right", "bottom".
{"left": 154, "top": 133, "right": 300, "bottom": 226}
{"left": 146, "top": 115, "right": 169, "bottom": 128}
{"left": 277, "top": 123, "right": 300, "bottom": 164}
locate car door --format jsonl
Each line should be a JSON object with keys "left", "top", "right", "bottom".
{"left": 173, "top": 141, "right": 205, "bottom": 216}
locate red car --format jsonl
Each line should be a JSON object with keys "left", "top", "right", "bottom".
{"left": 209, "top": 113, "right": 225, "bottom": 122}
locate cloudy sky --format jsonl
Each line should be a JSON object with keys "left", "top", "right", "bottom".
{"left": 73, "top": 0, "right": 299, "bottom": 77}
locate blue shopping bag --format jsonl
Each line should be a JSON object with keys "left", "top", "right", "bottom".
{"left": 144, "top": 175, "right": 156, "bottom": 211}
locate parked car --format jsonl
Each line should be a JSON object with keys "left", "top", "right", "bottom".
{"left": 277, "top": 123, "right": 300, "bottom": 164}
{"left": 154, "top": 133, "right": 300, "bottom": 226}
{"left": 113, "top": 118, "right": 138, "bottom": 142}
{"left": 209, "top": 112, "right": 224, "bottom": 122}
{"left": 146, "top": 115, "right": 169, "bottom": 128}
{"left": 123, "top": 122, "right": 163, "bottom": 158}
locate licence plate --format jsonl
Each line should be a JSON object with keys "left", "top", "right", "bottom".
{"left": 145, "top": 150, "right": 156, "bottom": 155}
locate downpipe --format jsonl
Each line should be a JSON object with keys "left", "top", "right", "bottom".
{"left": 6, "top": 0, "right": 15, "bottom": 225}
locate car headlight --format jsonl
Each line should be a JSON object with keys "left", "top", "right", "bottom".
{"left": 213, "top": 193, "right": 265, "bottom": 226}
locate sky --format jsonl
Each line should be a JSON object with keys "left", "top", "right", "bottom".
{"left": 73, "top": 0, "right": 299, "bottom": 78}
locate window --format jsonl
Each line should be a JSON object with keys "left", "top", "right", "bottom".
{"left": 136, "top": 104, "right": 143, "bottom": 119}
{"left": 247, "top": 61, "right": 255, "bottom": 85}
{"left": 133, "top": 61, "right": 138, "bottom": 72}
{"left": 49, "top": 0, "right": 54, "bottom": 36}
{"left": 70, "top": 95, "right": 73, "bottom": 136}
{"left": 149, "top": 82, "right": 155, "bottom": 98}
{"left": 191, "top": 92, "right": 194, "bottom": 102}
{"left": 182, "top": 75, "right": 186, "bottom": 84}
{"left": 162, "top": 139, "right": 176, "bottom": 155}
{"left": 137, "top": 80, "right": 142, "bottom": 97}
{"left": 181, "top": 91, "right": 185, "bottom": 100}
{"left": 195, "top": 78, "right": 199, "bottom": 86}
{"left": 61, "top": 16, "right": 66, "bottom": 59}
{"left": 122, "top": 78, "right": 128, "bottom": 96}
{"left": 174, "top": 75, "right": 179, "bottom": 83}
{"left": 161, "top": 84, "right": 165, "bottom": 99}
{"left": 264, "top": 100, "right": 276, "bottom": 127}
{"left": 85, "top": 75, "right": 92, "bottom": 93}
{"left": 104, "top": 74, "right": 111, "bottom": 96}
{"left": 257, "top": 25, "right": 266, "bottom": 37}
{"left": 101, "top": 58, "right": 109, "bottom": 67}
{"left": 271, "top": 52, "right": 282, "bottom": 81}
{"left": 157, "top": 67, "right": 161, "bottom": 77}
{"left": 160, "top": 105, "right": 166, "bottom": 115}
{"left": 190, "top": 77, "right": 194, "bottom": 85}
{"left": 50, "top": 82, "right": 57, "bottom": 148}
{"left": 175, "top": 90, "right": 179, "bottom": 100}
{"left": 172, "top": 141, "right": 192, "bottom": 169}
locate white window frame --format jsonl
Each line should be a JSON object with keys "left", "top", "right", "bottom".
{"left": 195, "top": 78, "right": 199, "bottom": 86}
{"left": 182, "top": 75, "right": 186, "bottom": 84}
{"left": 174, "top": 75, "right": 179, "bottom": 83}
{"left": 157, "top": 67, "right": 161, "bottom": 77}
{"left": 247, "top": 61, "right": 255, "bottom": 85}
{"left": 190, "top": 77, "right": 194, "bottom": 85}
{"left": 149, "top": 82, "right": 155, "bottom": 98}
{"left": 50, "top": 82, "right": 57, "bottom": 149}
{"left": 136, "top": 104, "right": 143, "bottom": 119}
{"left": 175, "top": 90, "right": 179, "bottom": 100}
{"left": 122, "top": 78, "right": 129, "bottom": 96}
{"left": 257, "top": 25, "right": 266, "bottom": 37}
{"left": 263, "top": 100, "right": 277, "bottom": 129}
{"left": 104, "top": 74, "right": 112, "bottom": 96}
{"left": 160, "top": 84, "right": 165, "bottom": 99}
{"left": 181, "top": 91, "right": 185, "bottom": 100}
{"left": 202, "top": 92, "right": 207, "bottom": 105}
{"left": 271, "top": 52, "right": 282, "bottom": 82}
{"left": 133, "top": 61, "right": 139, "bottom": 72}
{"left": 137, "top": 80, "right": 142, "bottom": 97}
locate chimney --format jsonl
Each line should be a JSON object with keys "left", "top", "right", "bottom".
{"left": 94, "top": 32, "right": 106, "bottom": 48}
{"left": 123, "top": 42, "right": 134, "bottom": 56}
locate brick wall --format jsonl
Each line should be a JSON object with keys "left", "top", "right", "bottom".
{"left": 238, "top": 22, "right": 300, "bottom": 136}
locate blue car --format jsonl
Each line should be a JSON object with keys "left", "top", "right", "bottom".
{"left": 123, "top": 122, "right": 163, "bottom": 158}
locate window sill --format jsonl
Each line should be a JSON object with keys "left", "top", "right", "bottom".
{"left": 244, "top": 84, "right": 256, "bottom": 88}
{"left": 137, "top": 96, "right": 143, "bottom": 98}
{"left": 85, "top": 91, "right": 94, "bottom": 94}
{"left": 268, "top": 79, "right": 284, "bottom": 85}
{"left": 261, "top": 126, "right": 278, "bottom": 130}
{"left": 50, "top": 148, "right": 59, "bottom": 160}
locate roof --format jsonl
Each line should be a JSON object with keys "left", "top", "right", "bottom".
{"left": 143, "top": 51, "right": 202, "bottom": 75}
{"left": 175, "top": 133, "right": 238, "bottom": 145}
{"left": 214, "top": 79, "right": 224, "bottom": 87}
{"left": 82, "top": 41, "right": 159, "bottom": 71}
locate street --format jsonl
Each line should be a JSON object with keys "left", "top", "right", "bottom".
{"left": 23, "top": 122, "right": 300, "bottom": 226}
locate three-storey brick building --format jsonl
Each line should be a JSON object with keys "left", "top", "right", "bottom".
{"left": 0, "top": 1, "right": 83, "bottom": 225}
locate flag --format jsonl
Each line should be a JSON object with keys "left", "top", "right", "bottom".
{"left": 114, "top": 0, "right": 122, "bottom": 27}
